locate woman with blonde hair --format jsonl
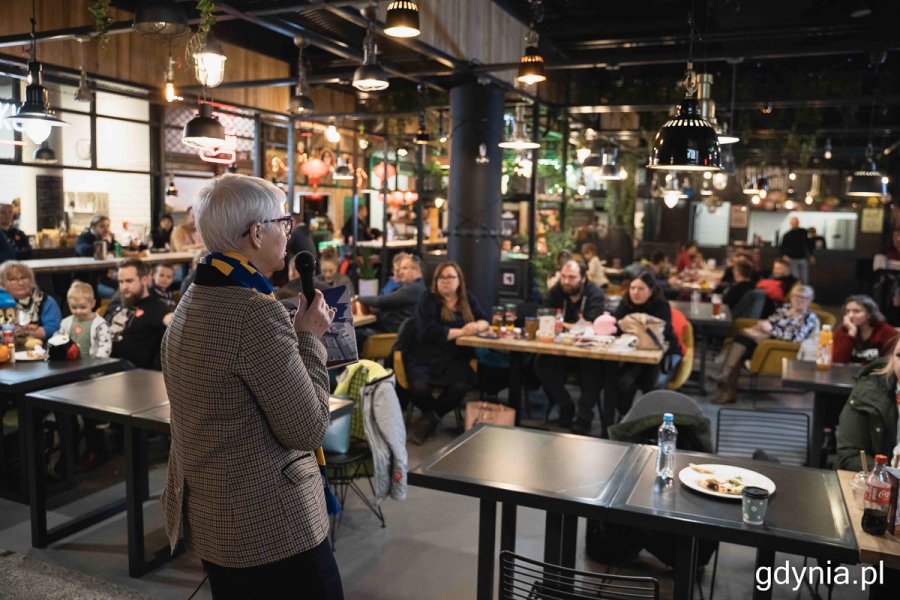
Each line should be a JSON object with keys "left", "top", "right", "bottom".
{"left": 835, "top": 333, "right": 900, "bottom": 471}
{"left": 0, "top": 260, "right": 61, "bottom": 342}
{"left": 407, "top": 261, "right": 489, "bottom": 443}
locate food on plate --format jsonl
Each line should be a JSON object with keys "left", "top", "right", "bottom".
{"left": 24, "top": 337, "right": 43, "bottom": 350}
{"left": 689, "top": 463, "right": 714, "bottom": 474}
{"left": 27, "top": 344, "right": 45, "bottom": 359}
{"left": 697, "top": 476, "right": 745, "bottom": 495}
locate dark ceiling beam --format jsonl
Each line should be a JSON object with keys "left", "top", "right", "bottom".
{"left": 567, "top": 95, "right": 900, "bottom": 114}
{"left": 591, "top": 126, "right": 900, "bottom": 140}
{"left": 181, "top": 74, "right": 349, "bottom": 92}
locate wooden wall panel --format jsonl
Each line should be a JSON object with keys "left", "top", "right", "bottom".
{"left": 0, "top": 0, "right": 355, "bottom": 115}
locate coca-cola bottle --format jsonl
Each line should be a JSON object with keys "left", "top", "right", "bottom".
{"left": 862, "top": 454, "right": 891, "bottom": 536}
{"left": 554, "top": 309, "right": 564, "bottom": 335}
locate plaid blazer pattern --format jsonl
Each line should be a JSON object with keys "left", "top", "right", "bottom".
{"left": 161, "top": 283, "right": 331, "bottom": 568}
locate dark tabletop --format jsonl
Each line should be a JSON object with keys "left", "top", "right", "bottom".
{"left": 608, "top": 449, "right": 857, "bottom": 561}
{"left": 670, "top": 301, "right": 732, "bottom": 331}
{"left": 781, "top": 359, "right": 861, "bottom": 394}
{"left": 0, "top": 357, "right": 126, "bottom": 393}
{"left": 26, "top": 369, "right": 168, "bottom": 419}
{"left": 409, "top": 425, "right": 648, "bottom": 512}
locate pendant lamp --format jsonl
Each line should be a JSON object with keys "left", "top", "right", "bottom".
{"left": 182, "top": 103, "right": 225, "bottom": 149}
{"left": 498, "top": 105, "right": 540, "bottom": 150}
{"left": 597, "top": 148, "right": 627, "bottom": 181}
{"left": 132, "top": 0, "right": 189, "bottom": 36}
{"left": 166, "top": 175, "right": 178, "bottom": 198}
{"left": 648, "top": 64, "right": 722, "bottom": 172}
{"left": 4, "top": 6, "right": 68, "bottom": 145}
{"left": 516, "top": 27, "right": 546, "bottom": 85}
{"left": 74, "top": 38, "right": 92, "bottom": 103}
{"left": 384, "top": 1, "right": 420, "bottom": 38}
{"left": 661, "top": 174, "right": 687, "bottom": 208}
{"left": 847, "top": 144, "right": 889, "bottom": 197}
{"left": 32, "top": 141, "right": 57, "bottom": 164}
{"left": 353, "top": 6, "right": 390, "bottom": 92}
{"left": 192, "top": 31, "right": 227, "bottom": 88}
{"left": 287, "top": 37, "right": 315, "bottom": 115}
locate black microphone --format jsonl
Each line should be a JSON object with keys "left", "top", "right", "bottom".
{"left": 296, "top": 251, "right": 317, "bottom": 306}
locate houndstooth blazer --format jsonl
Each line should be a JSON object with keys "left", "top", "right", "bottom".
{"left": 161, "top": 270, "right": 331, "bottom": 568}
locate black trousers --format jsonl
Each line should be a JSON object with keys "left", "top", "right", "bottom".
{"left": 202, "top": 538, "right": 344, "bottom": 600}
{"left": 534, "top": 355, "right": 602, "bottom": 424}
{"left": 602, "top": 362, "right": 662, "bottom": 434}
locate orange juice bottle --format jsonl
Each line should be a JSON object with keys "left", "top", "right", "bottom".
{"left": 816, "top": 324, "right": 833, "bottom": 371}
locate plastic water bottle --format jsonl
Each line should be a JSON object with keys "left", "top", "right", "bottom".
{"left": 690, "top": 290, "right": 701, "bottom": 315}
{"left": 656, "top": 413, "right": 678, "bottom": 480}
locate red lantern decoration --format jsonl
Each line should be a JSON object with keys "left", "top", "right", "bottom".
{"left": 373, "top": 162, "right": 397, "bottom": 182}
{"left": 301, "top": 158, "right": 330, "bottom": 190}
{"left": 404, "top": 190, "right": 418, "bottom": 204}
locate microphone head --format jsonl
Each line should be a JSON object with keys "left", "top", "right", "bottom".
{"left": 295, "top": 251, "right": 316, "bottom": 272}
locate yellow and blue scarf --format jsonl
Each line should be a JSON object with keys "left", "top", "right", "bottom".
{"left": 205, "top": 251, "right": 341, "bottom": 516}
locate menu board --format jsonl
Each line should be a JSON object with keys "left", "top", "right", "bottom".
{"left": 35, "top": 174, "right": 64, "bottom": 230}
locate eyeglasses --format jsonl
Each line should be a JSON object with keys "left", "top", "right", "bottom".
{"left": 242, "top": 216, "right": 293, "bottom": 237}
{"left": 437, "top": 274, "right": 458, "bottom": 281}
{"left": 791, "top": 294, "right": 813, "bottom": 301}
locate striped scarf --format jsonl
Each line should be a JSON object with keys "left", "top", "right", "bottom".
{"left": 205, "top": 251, "right": 341, "bottom": 515}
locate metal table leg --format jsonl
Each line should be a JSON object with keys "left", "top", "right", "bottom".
{"left": 500, "top": 503, "right": 517, "bottom": 553}
{"left": 23, "top": 401, "right": 48, "bottom": 547}
{"left": 560, "top": 514, "right": 578, "bottom": 569}
{"left": 509, "top": 353, "right": 523, "bottom": 426}
{"left": 477, "top": 499, "right": 497, "bottom": 600}
{"left": 543, "top": 511, "right": 562, "bottom": 566}
{"left": 674, "top": 536, "right": 698, "bottom": 600}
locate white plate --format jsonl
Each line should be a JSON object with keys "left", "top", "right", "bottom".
{"left": 677, "top": 464, "right": 776, "bottom": 500}
{"left": 14, "top": 351, "right": 46, "bottom": 362}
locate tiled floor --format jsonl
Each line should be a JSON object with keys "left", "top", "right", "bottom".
{"left": 0, "top": 366, "right": 873, "bottom": 599}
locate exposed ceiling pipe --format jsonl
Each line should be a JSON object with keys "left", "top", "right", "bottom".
{"left": 567, "top": 95, "right": 900, "bottom": 114}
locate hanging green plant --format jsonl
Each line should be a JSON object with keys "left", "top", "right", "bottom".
{"left": 88, "top": 0, "right": 113, "bottom": 48}
{"left": 195, "top": 0, "right": 217, "bottom": 41}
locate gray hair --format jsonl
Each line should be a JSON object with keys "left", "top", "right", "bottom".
{"left": 193, "top": 174, "right": 285, "bottom": 253}
{"left": 0, "top": 260, "right": 35, "bottom": 287}
{"left": 789, "top": 283, "right": 815, "bottom": 301}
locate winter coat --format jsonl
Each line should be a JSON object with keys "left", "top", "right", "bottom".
{"left": 835, "top": 358, "right": 899, "bottom": 471}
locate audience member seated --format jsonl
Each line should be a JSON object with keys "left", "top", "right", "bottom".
{"left": 648, "top": 252, "right": 673, "bottom": 296}
{"left": 407, "top": 261, "right": 489, "bottom": 444}
{"left": 580, "top": 243, "right": 609, "bottom": 288}
{"left": 314, "top": 251, "right": 354, "bottom": 296}
{"left": 104, "top": 258, "right": 172, "bottom": 370}
{"left": 807, "top": 226, "right": 827, "bottom": 252}
{"left": 603, "top": 272, "right": 681, "bottom": 434}
{"left": 75, "top": 214, "right": 114, "bottom": 257}
{"left": 0, "top": 261, "right": 61, "bottom": 344}
{"left": 835, "top": 335, "right": 900, "bottom": 471}
{"left": 57, "top": 281, "right": 111, "bottom": 357}
{"left": 0, "top": 203, "right": 31, "bottom": 260}
{"left": 150, "top": 263, "right": 177, "bottom": 311}
{"left": 719, "top": 249, "right": 758, "bottom": 286}
{"left": 545, "top": 249, "right": 572, "bottom": 290}
{"left": 722, "top": 260, "right": 756, "bottom": 311}
{"left": 150, "top": 213, "right": 174, "bottom": 251}
{"left": 171, "top": 207, "right": 205, "bottom": 252}
{"left": 341, "top": 204, "right": 372, "bottom": 244}
{"left": 675, "top": 241, "right": 699, "bottom": 272}
{"left": 755, "top": 258, "right": 797, "bottom": 315}
{"left": 382, "top": 252, "right": 411, "bottom": 295}
{"left": 179, "top": 250, "right": 209, "bottom": 297}
{"left": 287, "top": 212, "right": 317, "bottom": 258}
{"left": 535, "top": 259, "right": 606, "bottom": 434}
{"left": 834, "top": 295, "right": 896, "bottom": 364}
{"left": 712, "top": 284, "right": 819, "bottom": 405}
{"left": 358, "top": 255, "right": 426, "bottom": 334}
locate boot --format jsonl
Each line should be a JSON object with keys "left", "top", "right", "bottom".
{"left": 709, "top": 342, "right": 746, "bottom": 384}
{"left": 411, "top": 410, "right": 440, "bottom": 445}
{"left": 713, "top": 342, "right": 747, "bottom": 405}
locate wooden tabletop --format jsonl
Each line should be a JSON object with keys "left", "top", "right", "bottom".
{"left": 356, "top": 238, "right": 448, "bottom": 250}
{"left": 837, "top": 469, "right": 900, "bottom": 569}
{"left": 23, "top": 251, "right": 197, "bottom": 274}
{"left": 456, "top": 335, "right": 663, "bottom": 365}
{"left": 353, "top": 313, "right": 377, "bottom": 327}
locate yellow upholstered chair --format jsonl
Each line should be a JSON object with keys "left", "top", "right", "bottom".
{"left": 811, "top": 305, "right": 836, "bottom": 328}
{"left": 361, "top": 333, "right": 397, "bottom": 363}
{"left": 393, "top": 348, "right": 475, "bottom": 429}
{"left": 667, "top": 319, "right": 694, "bottom": 391}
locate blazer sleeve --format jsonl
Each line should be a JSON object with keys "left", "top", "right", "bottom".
{"left": 236, "top": 299, "right": 331, "bottom": 451}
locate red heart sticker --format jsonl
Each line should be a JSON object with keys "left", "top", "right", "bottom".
{"left": 74, "top": 325, "right": 83, "bottom": 335}
{"left": 135, "top": 308, "right": 144, "bottom": 318}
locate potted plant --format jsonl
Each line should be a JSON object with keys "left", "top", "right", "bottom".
{"left": 357, "top": 248, "right": 379, "bottom": 297}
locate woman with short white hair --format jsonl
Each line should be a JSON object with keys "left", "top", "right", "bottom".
{"left": 161, "top": 174, "right": 342, "bottom": 599}
{"left": 0, "top": 260, "right": 61, "bottom": 342}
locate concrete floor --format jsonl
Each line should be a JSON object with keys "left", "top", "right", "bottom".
{"left": 0, "top": 373, "right": 873, "bottom": 599}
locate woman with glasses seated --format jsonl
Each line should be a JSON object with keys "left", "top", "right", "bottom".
{"left": 0, "top": 261, "right": 61, "bottom": 344}
{"left": 712, "top": 283, "right": 820, "bottom": 405}
{"left": 407, "top": 261, "right": 489, "bottom": 444}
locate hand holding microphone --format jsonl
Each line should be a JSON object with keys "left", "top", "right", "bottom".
{"left": 293, "top": 251, "right": 335, "bottom": 338}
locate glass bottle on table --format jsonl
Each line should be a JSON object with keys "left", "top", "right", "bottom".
{"left": 504, "top": 303, "right": 517, "bottom": 335}
{"left": 491, "top": 306, "right": 504, "bottom": 336}
{"left": 862, "top": 454, "right": 891, "bottom": 536}
{"left": 816, "top": 325, "right": 833, "bottom": 371}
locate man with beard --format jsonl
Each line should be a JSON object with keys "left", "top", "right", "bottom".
{"left": 104, "top": 258, "right": 172, "bottom": 369}
{"left": 534, "top": 259, "right": 606, "bottom": 434}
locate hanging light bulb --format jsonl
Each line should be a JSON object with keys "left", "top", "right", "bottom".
{"left": 516, "top": 27, "right": 546, "bottom": 85}
{"left": 166, "top": 174, "right": 178, "bottom": 198}
{"left": 847, "top": 143, "right": 889, "bottom": 197}
{"left": 475, "top": 143, "right": 489, "bottom": 165}
{"left": 163, "top": 47, "right": 177, "bottom": 102}
{"left": 182, "top": 103, "right": 225, "bottom": 149}
{"left": 661, "top": 174, "right": 686, "bottom": 208}
{"left": 751, "top": 194, "right": 761, "bottom": 205}
{"left": 804, "top": 192, "right": 814, "bottom": 205}
{"left": 384, "top": 1, "right": 420, "bottom": 38}
{"left": 824, "top": 138, "right": 833, "bottom": 160}
{"left": 712, "top": 172, "right": 728, "bottom": 190}
{"left": 192, "top": 31, "right": 227, "bottom": 88}
{"left": 498, "top": 105, "right": 540, "bottom": 150}
{"left": 597, "top": 148, "right": 626, "bottom": 181}
{"left": 353, "top": 6, "right": 390, "bottom": 92}
{"left": 414, "top": 104, "right": 430, "bottom": 145}
{"left": 325, "top": 124, "right": 341, "bottom": 144}
{"left": 359, "top": 137, "right": 369, "bottom": 150}
{"left": 397, "top": 147, "right": 408, "bottom": 157}
{"left": 74, "top": 38, "right": 92, "bottom": 103}
{"left": 5, "top": 7, "right": 68, "bottom": 145}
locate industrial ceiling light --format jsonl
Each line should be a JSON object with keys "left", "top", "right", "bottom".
{"left": 384, "top": 1, "right": 420, "bottom": 38}
{"left": 133, "top": 0, "right": 189, "bottom": 36}
{"left": 333, "top": 156, "right": 354, "bottom": 180}
{"left": 695, "top": 72, "right": 737, "bottom": 146}
{"left": 847, "top": 143, "right": 889, "bottom": 197}
{"left": 287, "top": 37, "right": 315, "bottom": 115}
{"left": 824, "top": 138, "right": 833, "bottom": 160}
{"left": 325, "top": 124, "right": 341, "bottom": 144}
{"left": 163, "top": 41, "right": 177, "bottom": 103}
{"left": 74, "top": 38, "right": 92, "bottom": 103}
{"left": 192, "top": 31, "right": 227, "bottom": 88}
{"left": 516, "top": 27, "right": 546, "bottom": 86}
{"left": 498, "top": 105, "right": 540, "bottom": 150}
{"left": 166, "top": 174, "right": 178, "bottom": 198}
{"left": 804, "top": 191, "right": 814, "bottom": 205}
{"left": 648, "top": 63, "right": 722, "bottom": 172}
{"left": 413, "top": 88, "right": 430, "bottom": 144}
{"left": 32, "top": 141, "right": 57, "bottom": 164}
{"left": 182, "top": 103, "right": 225, "bottom": 149}
{"left": 4, "top": 3, "right": 68, "bottom": 145}
{"left": 597, "top": 148, "right": 627, "bottom": 181}
{"left": 353, "top": 6, "right": 390, "bottom": 92}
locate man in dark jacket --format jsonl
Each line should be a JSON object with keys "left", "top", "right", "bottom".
{"left": 534, "top": 259, "right": 606, "bottom": 434}
{"left": 0, "top": 204, "right": 32, "bottom": 260}
{"left": 722, "top": 260, "right": 756, "bottom": 310}
{"left": 780, "top": 216, "right": 812, "bottom": 284}
{"left": 358, "top": 255, "right": 426, "bottom": 334}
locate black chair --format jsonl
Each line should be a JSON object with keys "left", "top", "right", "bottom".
{"left": 499, "top": 551, "right": 659, "bottom": 600}
{"left": 715, "top": 408, "right": 810, "bottom": 467}
{"left": 730, "top": 288, "right": 766, "bottom": 320}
